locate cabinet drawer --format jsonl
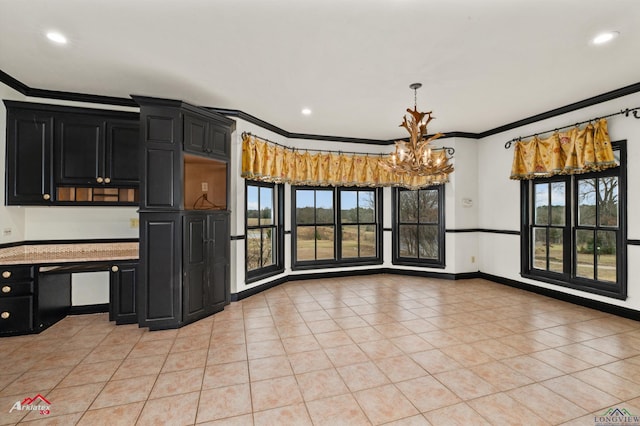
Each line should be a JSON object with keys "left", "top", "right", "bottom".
{"left": 1, "top": 266, "right": 34, "bottom": 282}
{"left": 0, "top": 281, "right": 34, "bottom": 297}
{"left": 0, "top": 296, "right": 33, "bottom": 334}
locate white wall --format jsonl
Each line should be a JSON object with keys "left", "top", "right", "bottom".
{"left": 72, "top": 271, "right": 109, "bottom": 306}
{"left": 477, "top": 91, "right": 640, "bottom": 312}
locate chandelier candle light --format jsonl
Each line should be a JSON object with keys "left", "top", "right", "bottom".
{"left": 380, "top": 83, "right": 454, "bottom": 185}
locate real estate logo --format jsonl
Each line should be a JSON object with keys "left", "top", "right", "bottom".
{"left": 595, "top": 407, "right": 640, "bottom": 426}
{"left": 9, "top": 394, "right": 51, "bottom": 416}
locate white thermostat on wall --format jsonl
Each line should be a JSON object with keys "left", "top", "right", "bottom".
{"left": 461, "top": 198, "right": 473, "bottom": 207}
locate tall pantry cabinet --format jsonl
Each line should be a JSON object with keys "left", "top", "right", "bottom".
{"left": 133, "top": 96, "right": 233, "bottom": 330}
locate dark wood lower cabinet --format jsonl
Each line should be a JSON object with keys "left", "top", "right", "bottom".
{"left": 139, "top": 210, "right": 230, "bottom": 330}
{"left": 109, "top": 262, "right": 138, "bottom": 325}
{"left": 0, "top": 266, "right": 70, "bottom": 336}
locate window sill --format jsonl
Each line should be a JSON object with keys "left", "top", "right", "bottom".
{"left": 520, "top": 272, "right": 626, "bottom": 300}
{"left": 292, "top": 259, "right": 383, "bottom": 271}
{"left": 392, "top": 259, "right": 446, "bottom": 269}
{"left": 246, "top": 267, "right": 285, "bottom": 284}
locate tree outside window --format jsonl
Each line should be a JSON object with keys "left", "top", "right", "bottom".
{"left": 394, "top": 186, "right": 445, "bottom": 268}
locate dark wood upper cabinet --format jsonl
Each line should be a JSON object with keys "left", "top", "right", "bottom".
{"left": 106, "top": 120, "right": 140, "bottom": 186}
{"left": 56, "top": 115, "right": 105, "bottom": 185}
{"left": 4, "top": 101, "right": 139, "bottom": 206}
{"left": 4, "top": 106, "right": 54, "bottom": 205}
{"left": 56, "top": 116, "right": 140, "bottom": 186}
{"left": 183, "top": 111, "right": 230, "bottom": 161}
{"left": 183, "top": 113, "right": 209, "bottom": 155}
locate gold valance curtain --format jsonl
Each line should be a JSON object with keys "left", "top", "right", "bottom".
{"left": 241, "top": 135, "right": 450, "bottom": 189}
{"left": 510, "top": 118, "right": 617, "bottom": 180}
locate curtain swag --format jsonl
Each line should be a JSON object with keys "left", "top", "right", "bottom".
{"left": 241, "top": 135, "right": 451, "bottom": 189}
{"left": 509, "top": 118, "right": 617, "bottom": 180}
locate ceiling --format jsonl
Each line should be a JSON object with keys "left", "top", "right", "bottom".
{"left": 1, "top": 0, "right": 639, "bottom": 141}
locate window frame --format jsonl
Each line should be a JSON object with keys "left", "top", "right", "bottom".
{"left": 520, "top": 140, "right": 627, "bottom": 299}
{"left": 392, "top": 185, "right": 446, "bottom": 269}
{"left": 245, "top": 181, "right": 284, "bottom": 283}
{"left": 291, "top": 186, "right": 383, "bottom": 270}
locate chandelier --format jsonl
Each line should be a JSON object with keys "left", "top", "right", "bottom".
{"left": 380, "top": 83, "right": 454, "bottom": 186}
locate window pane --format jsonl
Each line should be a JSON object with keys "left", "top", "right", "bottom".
{"left": 551, "top": 182, "right": 565, "bottom": 226}
{"left": 419, "top": 190, "right": 439, "bottom": 223}
{"left": 296, "top": 190, "right": 315, "bottom": 224}
{"left": 316, "top": 191, "right": 334, "bottom": 224}
{"left": 578, "top": 178, "right": 597, "bottom": 226}
{"left": 398, "top": 225, "right": 418, "bottom": 257}
{"left": 296, "top": 226, "right": 315, "bottom": 261}
{"left": 359, "top": 224, "right": 376, "bottom": 257}
{"left": 399, "top": 191, "right": 417, "bottom": 223}
{"left": 246, "top": 229, "right": 262, "bottom": 270}
{"left": 598, "top": 177, "right": 618, "bottom": 227}
{"left": 576, "top": 229, "right": 595, "bottom": 280}
{"left": 548, "top": 228, "right": 563, "bottom": 273}
{"left": 259, "top": 187, "right": 273, "bottom": 226}
{"left": 534, "top": 183, "right": 549, "bottom": 225}
{"left": 341, "top": 191, "right": 358, "bottom": 223}
{"left": 247, "top": 186, "right": 259, "bottom": 227}
{"left": 597, "top": 230, "right": 616, "bottom": 283}
{"left": 418, "top": 225, "right": 439, "bottom": 259}
{"left": 316, "top": 226, "right": 335, "bottom": 259}
{"left": 261, "top": 228, "right": 274, "bottom": 267}
{"left": 341, "top": 225, "right": 359, "bottom": 258}
{"left": 533, "top": 227, "right": 547, "bottom": 270}
{"left": 359, "top": 191, "right": 375, "bottom": 223}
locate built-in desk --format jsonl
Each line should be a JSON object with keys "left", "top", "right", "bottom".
{"left": 0, "top": 242, "right": 138, "bottom": 336}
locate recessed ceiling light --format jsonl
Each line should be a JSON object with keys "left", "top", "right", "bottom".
{"left": 301, "top": 108, "right": 312, "bottom": 116}
{"left": 46, "top": 31, "right": 68, "bottom": 44}
{"left": 592, "top": 31, "right": 619, "bottom": 45}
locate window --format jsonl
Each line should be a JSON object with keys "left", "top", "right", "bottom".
{"left": 393, "top": 186, "right": 445, "bottom": 268}
{"left": 521, "top": 141, "right": 626, "bottom": 299}
{"left": 246, "top": 182, "right": 283, "bottom": 282}
{"left": 292, "top": 186, "right": 382, "bottom": 268}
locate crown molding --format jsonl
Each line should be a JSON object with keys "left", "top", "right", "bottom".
{"left": 478, "top": 81, "right": 640, "bottom": 139}
{"left": 2, "top": 69, "right": 639, "bottom": 144}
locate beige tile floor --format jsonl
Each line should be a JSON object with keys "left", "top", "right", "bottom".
{"left": 1, "top": 274, "right": 640, "bottom": 425}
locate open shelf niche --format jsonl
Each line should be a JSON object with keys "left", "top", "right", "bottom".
{"left": 183, "top": 153, "right": 227, "bottom": 211}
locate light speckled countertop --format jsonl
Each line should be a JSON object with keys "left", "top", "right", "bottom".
{"left": 0, "top": 242, "right": 138, "bottom": 266}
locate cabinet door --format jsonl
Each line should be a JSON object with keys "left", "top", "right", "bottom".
{"left": 56, "top": 115, "right": 105, "bottom": 185}
{"left": 106, "top": 120, "right": 140, "bottom": 186}
{"left": 183, "top": 114, "right": 209, "bottom": 155}
{"left": 138, "top": 213, "right": 182, "bottom": 329}
{"left": 183, "top": 215, "right": 208, "bottom": 322}
{"left": 209, "top": 123, "right": 230, "bottom": 160}
{"left": 0, "top": 296, "right": 33, "bottom": 335}
{"left": 110, "top": 263, "right": 138, "bottom": 324}
{"left": 208, "top": 213, "right": 229, "bottom": 310}
{"left": 5, "top": 109, "right": 54, "bottom": 204}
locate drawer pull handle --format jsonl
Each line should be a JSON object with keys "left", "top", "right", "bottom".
{"left": 1, "top": 312, "right": 9, "bottom": 319}
{"left": 1, "top": 271, "right": 11, "bottom": 279}
{"left": 1, "top": 286, "right": 10, "bottom": 293}
{"left": 111, "top": 266, "right": 119, "bottom": 272}
{"left": 43, "top": 193, "right": 51, "bottom": 201}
